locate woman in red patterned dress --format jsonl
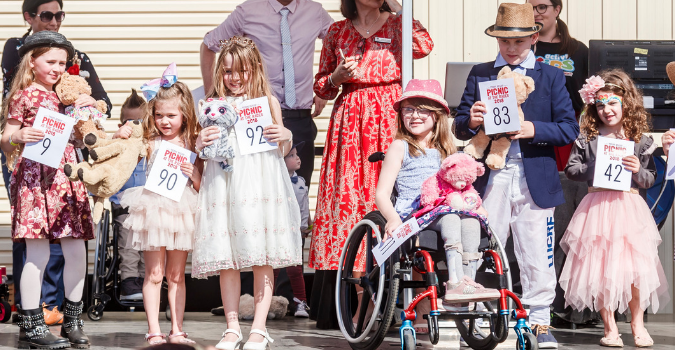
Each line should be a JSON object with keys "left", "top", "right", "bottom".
{"left": 1, "top": 31, "right": 94, "bottom": 348}
{"left": 308, "top": 0, "right": 432, "bottom": 328}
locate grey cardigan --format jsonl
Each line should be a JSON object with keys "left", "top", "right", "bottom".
{"left": 564, "top": 134, "right": 657, "bottom": 197}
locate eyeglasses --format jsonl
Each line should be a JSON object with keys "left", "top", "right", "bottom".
{"left": 30, "top": 11, "right": 66, "bottom": 23}
{"left": 532, "top": 4, "right": 554, "bottom": 14}
{"left": 401, "top": 107, "right": 434, "bottom": 119}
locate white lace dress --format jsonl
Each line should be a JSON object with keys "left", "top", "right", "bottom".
{"left": 191, "top": 95, "right": 302, "bottom": 278}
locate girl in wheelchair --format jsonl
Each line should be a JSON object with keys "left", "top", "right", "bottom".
{"left": 375, "top": 79, "right": 500, "bottom": 314}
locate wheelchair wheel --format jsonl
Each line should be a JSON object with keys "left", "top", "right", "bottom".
{"left": 336, "top": 211, "right": 399, "bottom": 350}
{"left": 0, "top": 300, "right": 11, "bottom": 323}
{"left": 455, "top": 317, "right": 500, "bottom": 350}
{"left": 518, "top": 332, "right": 538, "bottom": 350}
{"left": 401, "top": 328, "right": 416, "bottom": 350}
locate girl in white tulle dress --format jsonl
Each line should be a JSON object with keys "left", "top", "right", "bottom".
{"left": 192, "top": 36, "right": 301, "bottom": 350}
{"left": 119, "top": 69, "right": 203, "bottom": 345}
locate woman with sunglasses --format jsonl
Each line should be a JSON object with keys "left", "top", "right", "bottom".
{"left": 527, "top": 0, "right": 596, "bottom": 329}
{"left": 1, "top": 0, "right": 111, "bottom": 330}
{"left": 309, "top": 0, "right": 433, "bottom": 330}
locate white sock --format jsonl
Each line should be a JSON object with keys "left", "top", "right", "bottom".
{"left": 21, "top": 239, "right": 51, "bottom": 309}
{"left": 60, "top": 238, "right": 86, "bottom": 302}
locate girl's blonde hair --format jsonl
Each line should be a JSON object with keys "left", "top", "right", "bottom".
{"left": 580, "top": 68, "right": 651, "bottom": 142}
{"left": 1, "top": 46, "right": 63, "bottom": 170}
{"left": 143, "top": 81, "right": 200, "bottom": 152}
{"left": 396, "top": 97, "right": 456, "bottom": 159}
{"left": 208, "top": 36, "right": 278, "bottom": 121}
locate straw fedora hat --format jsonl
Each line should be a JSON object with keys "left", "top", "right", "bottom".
{"left": 667, "top": 61, "right": 675, "bottom": 85}
{"left": 485, "top": 3, "right": 543, "bottom": 38}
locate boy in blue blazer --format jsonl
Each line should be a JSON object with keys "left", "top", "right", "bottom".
{"left": 453, "top": 3, "right": 579, "bottom": 348}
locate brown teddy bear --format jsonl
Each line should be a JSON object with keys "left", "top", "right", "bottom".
{"left": 64, "top": 120, "right": 148, "bottom": 223}
{"left": 238, "top": 294, "right": 288, "bottom": 320}
{"left": 463, "top": 66, "right": 535, "bottom": 170}
{"left": 55, "top": 72, "right": 107, "bottom": 145}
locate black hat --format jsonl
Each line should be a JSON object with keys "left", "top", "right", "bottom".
{"left": 18, "top": 31, "right": 75, "bottom": 60}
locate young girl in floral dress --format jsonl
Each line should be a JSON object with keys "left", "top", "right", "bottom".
{"left": 1, "top": 31, "right": 94, "bottom": 349}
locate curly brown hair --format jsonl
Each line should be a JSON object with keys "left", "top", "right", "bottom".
{"left": 579, "top": 68, "right": 651, "bottom": 142}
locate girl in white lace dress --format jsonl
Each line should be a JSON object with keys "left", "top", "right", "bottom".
{"left": 192, "top": 36, "right": 301, "bottom": 350}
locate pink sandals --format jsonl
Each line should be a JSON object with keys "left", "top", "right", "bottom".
{"left": 145, "top": 333, "right": 167, "bottom": 345}
{"left": 169, "top": 331, "right": 196, "bottom": 344}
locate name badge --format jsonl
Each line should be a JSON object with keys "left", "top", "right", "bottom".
{"left": 374, "top": 37, "right": 391, "bottom": 44}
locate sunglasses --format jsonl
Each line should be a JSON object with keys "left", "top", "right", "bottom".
{"left": 30, "top": 11, "right": 66, "bottom": 23}
{"left": 532, "top": 4, "right": 554, "bottom": 14}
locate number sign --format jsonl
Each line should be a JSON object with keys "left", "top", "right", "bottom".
{"left": 22, "top": 107, "right": 75, "bottom": 169}
{"left": 593, "top": 136, "right": 634, "bottom": 191}
{"left": 144, "top": 141, "right": 196, "bottom": 202}
{"left": 372, "top": 218, "right": 420, "bottom": 265}
{"left": 478, "top": 78, "right": 521, "bottom": 135}
{"left": 233, "top": 97, "right": 277, "bottom": 155}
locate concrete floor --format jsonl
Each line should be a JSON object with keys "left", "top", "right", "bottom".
{"left": 1, "top": 312, "right": 675, "bottom": 349}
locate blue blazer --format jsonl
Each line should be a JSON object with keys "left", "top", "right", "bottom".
{"left": 453, "top": 61, "right": 579, "bottom": 209}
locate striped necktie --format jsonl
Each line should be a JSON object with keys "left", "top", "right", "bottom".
{"left": 280, "top": 8, "right": 296, "bottom": 108}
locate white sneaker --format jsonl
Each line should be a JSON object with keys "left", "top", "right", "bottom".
{"left": 293, "top": 298, "right": 309, "bottom": 318}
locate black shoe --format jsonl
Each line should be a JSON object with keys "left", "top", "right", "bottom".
{"left": 211, "top": 306, "right": 224, "bottom": 316}
{"left": 60, "top": 299, "right": 90, "bottom": 348}
{"left": 17, "top": 307, "right": 69, "bottom": 349}
{"left": 120, "top": 277, "right": 143, "bottom": 300}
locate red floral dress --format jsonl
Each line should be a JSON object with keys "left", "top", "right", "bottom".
{"left": 309, "top": 14, "right": 433, "bottom": 270}
{"left": 8, "top": 86, "right": 95, "bottom": 242}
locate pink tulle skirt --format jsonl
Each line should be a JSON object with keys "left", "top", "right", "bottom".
{"left": 119, "top": 186, "right": 198, "bottom": 252}
{"left": 559, "top": 190, "right": 669, "bottom": 314}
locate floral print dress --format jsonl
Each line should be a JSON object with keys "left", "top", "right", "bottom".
{"left": 309, "top": 14, "right": 433, "bottom": 271}
{"left": 8, "top": 85, "right": 94, "bottom": 242}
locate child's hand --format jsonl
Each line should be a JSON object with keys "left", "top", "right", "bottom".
{"left": 113, "top": 121, "right": 133, "bottom": 139}
{"left": 181, "top": 162, "right": 199, "bottom": 181}
{"left": 475, "top": 205, "right": 489, "bottom": 218}
{"left": 508, "top": 121, "right": 535, "bottom": 140}
{"left": 73, "top": 94, "right": 97, "bottom": 108}
{"left": 469, "top": 101, "right": 486, "bottom": 129}
{"left": 263, "top": 124, "right": 291, "bottom": 143}
{"left": 383, "top": 217, "right": 403, "bottom": 241}
{"left": 332, "top": 56, "right": 359, "bottom": 85}
{"left": 662, "top": 130, "right": 675, "bottom": 157}
{"left": 196, "top": 126, "right": 220, "bottom": 151}
{"left": 12, "top": 127, "right": 44, "bottom": 144}
{"left": 622, "top": 155, "right": 641, "bottom": 174}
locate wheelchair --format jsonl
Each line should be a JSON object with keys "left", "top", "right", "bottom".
{"left": 87, "top": 208, "right": 169, "bottom": 321}
{"left": 335, "top": 153, "right": 536, "bottom": 350}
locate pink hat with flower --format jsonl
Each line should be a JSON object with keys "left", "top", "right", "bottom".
{"left": 393, "top": 79, "right": 450, "bottom": 114}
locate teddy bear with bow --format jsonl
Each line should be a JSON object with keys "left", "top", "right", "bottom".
{"left": 198, "top": 97, "right": 238, "bottom": 171}
{"left": 54, "top": 71, "right": 107, "bottom": 146}
{"left": 419, "top": 153, "right": 486, "bottom": 214}
{"left": 64, "top": 120, "right": 148, "bottom": 223}
{"left": 463, "top": 66, "right": 535, "bottom": 170}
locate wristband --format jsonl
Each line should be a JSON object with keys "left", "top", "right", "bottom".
{"left": 9, "top": 134, "right": 18, "bottom": 147}
{"left": 328, "top": 75, "right": 338, "bottom": 88}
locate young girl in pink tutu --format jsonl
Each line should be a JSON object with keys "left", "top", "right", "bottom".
{"left": 119, "top": 64, "right": 203, "bottom": 345}
{"left": 562, "top": 68, "right": 669, "bottom": 348}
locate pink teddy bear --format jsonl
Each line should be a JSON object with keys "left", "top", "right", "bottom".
{"left": 420, "top": 153, "right": 486, "bottom": 213}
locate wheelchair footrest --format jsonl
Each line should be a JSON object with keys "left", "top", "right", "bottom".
{"left": 438, "top": 310, "right": 494, "bottom": 319}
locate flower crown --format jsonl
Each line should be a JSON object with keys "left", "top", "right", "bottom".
{"left": 579, "top": 75, "right": 625, "bottom": 105}
{"left": 219, "top": 37, "right": 256, "bottom": 50}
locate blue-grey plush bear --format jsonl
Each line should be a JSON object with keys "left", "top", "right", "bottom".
{"left": 198, "top": 97, "right": 238, "bottom": 171}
